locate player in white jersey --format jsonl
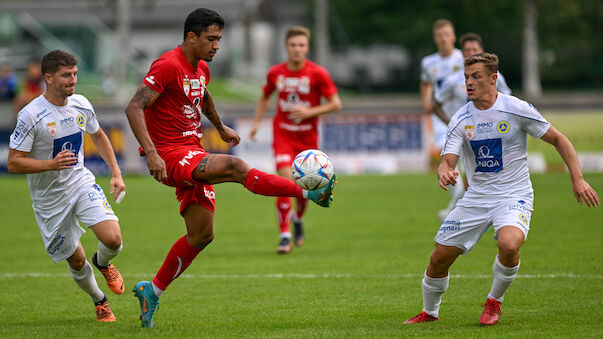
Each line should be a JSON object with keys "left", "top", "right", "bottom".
{"left": 404, "top": 53, "right": 599, "bottom": 326}
{"left": 420, "top": 19, "right": 464, "bottom": 156}
{"left": 432, "top": 33, "right": 512, "bottom": 221}
{"left": 7, "top": 50, "right": 127, "bottom": 322}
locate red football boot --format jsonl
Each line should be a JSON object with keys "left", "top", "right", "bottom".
{"left": 403, "top": 311, "right": 438, "bottom": 324}
{"left": 479, "top": 298, "right": 502, "bottom": 325}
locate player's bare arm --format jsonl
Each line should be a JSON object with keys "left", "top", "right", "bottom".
{"left": 202, "top": 90, "right": 240, "bottom": 146}
{"left": 431, "top": 101, "right": 450, "bottom": 125}
{"left": 288, "top": 94, "right": 342, "bottom": 121}
{"left": 125, "top": 84, "right": 167, "bottom": 181}
{"left": 7, "top": 148, "right": 76, "bottom": 173}
{"left": 437, "top": 153, "right": 459, "bottom": 190}
{"left": 89, "top": 127, "right": 126, "bottom": 200}
{"left": 540, "top": 126, "right": 599, "bottom": 207}
{"left": 420, "top": 81, "right": 433, "bottom": 113}
{"left": 249, "top": 93, "right": 271, "bottom": 141}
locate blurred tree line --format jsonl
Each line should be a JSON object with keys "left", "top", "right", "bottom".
{"left": 314, "top": 0, "right": 603, "bottom": 92}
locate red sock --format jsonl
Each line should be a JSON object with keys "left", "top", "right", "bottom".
{"left": 244, "top": 168, "right": 303, "bottom": 199}
{"left": 295, "top": 198, "right": 308, "bottom": 219}
{"left": 152, "top": 236, "right": 202, "bottom": 291}
{"left": 276, "top": 196, "right": 292, "bottom": 233}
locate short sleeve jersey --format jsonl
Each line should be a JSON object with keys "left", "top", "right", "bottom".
{"left": 435, "top": 70, "right": 512, "bottom": 120}
{"left": 9, "top": 94, "right": 99, "bottom": 210}
{"left": 142, "top": 46, "right": 210, "bottom": 148}
{"left": 263, "top": 60, "right": 337, "bottom": 136}
{"left": 420, "top": 49, "right": 463, "bottom": 90}
{"left": 442, "top": 93, "right": 551, "bottom": 206}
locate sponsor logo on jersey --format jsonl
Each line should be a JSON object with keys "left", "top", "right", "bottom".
{"left": 519, "top": 213, "right": 529, "bottom": 225}
{"left": 191, "top": 90, "right": 200, "bottom": 96}
{"left": 103, "top": 200, "right": 113, "bottom": 210}
{"left": 60, "top": 116, "right": 75, "bottom": 129}
{"left": 53, "top": 132, "right": 83, "bottom": 163}
{"left": 497, "top": 120, "right": 510, "bottom": 134}
{"left": 200, "top": 76, "right": 206, "bottom": 96}
{"left": 182, "top": 105, "right": 197, "bottom": 119}
{"left": 36, "top": 109, "right": 47, "bottom": 118}
{"left": 477, "top": 121, "right": 493, "bottom": 133}
{"left": 470, "top": 138, "right": 503, "bottom": 172}
{"left": 178, "top": 150, "right": 205, "bottom": 166}
{"left": 76, "top": 113, "right": 86, "bottom": 128}
{"left": 13, "top": 119, "right": 26, "bottom": 139}
{"left": 465, "top": 125, "right": 475, "bottom": 139}
{"left": 191, "top": 79, "right": 201, "bottom": 89}
{"left": 47, "top": 234, "right": 66, "bottom": 254}
{"left": 145, "top": 75, "right": 156, "bottom": 85}
{"left": 46, "top": 122, "right": 57, "bottom": 137}
{"left": 509, "top": 203, "right": 528, "bottom": 212}
{"left": 204, "top": 187, "right": 215, "bottom": 200}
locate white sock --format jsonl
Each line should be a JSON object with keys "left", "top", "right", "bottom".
{"left": 487, "top": 255, "right": 520, "bottom": 302}
{"left": 68, "top": 261, "right": 105, "bottom": 303}
{"left": 96, "top": 242, "right": 122, "bottom": 267}
{"left": 152, "top": 282, "right": 163, "bottom": 298}
{"left": 422, "top": 271, "right": 449, "bottom": 317}
{"left": 446, "top": 176, "right": 465, "bottom": 210}
{"left": 280, "top": 232, "right": 292, "bottom": 239}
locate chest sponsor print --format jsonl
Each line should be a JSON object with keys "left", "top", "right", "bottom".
{"left": 470, "top": 138, "right": 503, "bottom": 173}
{"left": 52, "top": 132, "right": 83, "bottom": 164}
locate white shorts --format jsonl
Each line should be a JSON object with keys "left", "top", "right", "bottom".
{"left": 33, "top": 183, "right": 118, "bottom": 263}
{"left": 434, "top": 199, "right": 532, "bottom": 254}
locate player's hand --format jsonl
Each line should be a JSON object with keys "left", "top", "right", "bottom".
{"left": 218, "top": 125, "right": 241, "bottom": 147}
{"left": 49, "top": 149, "right": 77, "bottom": 170}
{"left": 572, "top": 178, "right": 599, "bottom": 207}
{"left": 146, "top": 150, "right": 167, "bottom": 182}
{"left": 438, "top": 170, "right": 459, "bottom": 190}
{"left": 109, "top": 175, "right": 126, "bottom": 201}
{"left": 288, "top": 106, "right": 312, "bottom": 123}
{"left": 248, "top": 124, "right": 259, "bottom": 141}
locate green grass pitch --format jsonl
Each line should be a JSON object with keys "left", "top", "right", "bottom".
{"left": 0, "top": 173, "right": 601, "bottom": 338}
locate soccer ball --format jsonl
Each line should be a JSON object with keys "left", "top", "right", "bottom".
{"left": 291, "top": 149, "right": 334, "bottom": 190}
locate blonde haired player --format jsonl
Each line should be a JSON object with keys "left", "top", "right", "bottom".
{"left": 404, "top": 53, "right": 598, "bottom": 325}
{"left": 7, "top": 50, "right": 126, "bottom": 322}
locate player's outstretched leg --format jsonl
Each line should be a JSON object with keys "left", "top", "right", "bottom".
{"left": 133, "top": 281, "right": 160, "bottom": 328}
{"left": 479, "top": 298, "right": 501, "bottom": 325}
{"left": 306, "top": 174, "right": 337, "bottom": 207}
{"left": 95, "top": 295, "right": 116, "bottom": 322}
{"left": 92, "top": 252, "right": 125, "bottom": 295}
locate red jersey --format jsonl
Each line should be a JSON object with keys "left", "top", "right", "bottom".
{"left": 263, "top": 60, "right": 337, "bottom": 137}
{"left": 143, "top": 46, "right": 210, "bottom": 148}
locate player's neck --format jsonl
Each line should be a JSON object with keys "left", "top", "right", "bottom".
{"left": 43, "top": 91, "right": 68, "bottom": 106}
{"left": 180, "top": 44, "right": 199, "bottom": 68}
{"left": 473, "top": 91, "right": 498, "bottom": 110}
{"left": 287, "top": 59, "right": 306, "bottom": 72}
{"left": 438, "top": 47, "right": 454, "bottom": 58}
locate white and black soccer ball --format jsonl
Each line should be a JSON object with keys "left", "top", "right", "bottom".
{"left": 291, "top": 149, "right": 334, "bottom": 190}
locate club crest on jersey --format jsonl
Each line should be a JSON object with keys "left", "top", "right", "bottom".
{"left": 200, "top": 76, "right": 206, "bottom": 96}
{"left": 465, "top": 125, "right": 475, "bottom": 139}
{"left": 519, "top": 213, "right": 529, "bottom": 225}
{"left": 183, "top": 76, "right": 191, "bottom": 96}
{"left": 497, "top": 120, "right": 510, "bottom": 134}
{"left": 76, "top": 113, "right": 86, "bottom": 128}
{"left": 46, "top": 122, "right": 57, "bottom": 137}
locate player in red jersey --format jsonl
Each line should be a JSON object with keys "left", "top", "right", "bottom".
{"left": 248, "top": 26, "right": 342, "bottom": 254}
{"left": 125, "top": 9, "right": 336, "bottom": 328}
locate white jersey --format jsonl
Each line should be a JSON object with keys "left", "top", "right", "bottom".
{"left": 435, "top": 69, "right": 512, "bottom": 120}
{"left": 442, "top": 93, "right": 551, "bottom": 207}
{"left": 420, "top": 49, "right": 464, "bottom": 90}
{"left": 10, "top": 94, "right": 100, "bottom": 211}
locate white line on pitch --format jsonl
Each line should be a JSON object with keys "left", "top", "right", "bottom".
{"left": 0, "top": 272, "right": 601, "bottom": 279}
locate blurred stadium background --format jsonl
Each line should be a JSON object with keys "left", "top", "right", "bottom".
{"left": 0, "top": 0, "right": 602, "bottom": 175}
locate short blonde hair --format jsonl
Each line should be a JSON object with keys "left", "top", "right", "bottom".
{"left": 464, "top": 52, "right": 499, "bottom": 75}
{"left": 433, "top": 19, "right": 454, "bottom": 32}
{"left": 285, "top": 26, "right": 311, "bottom": 43}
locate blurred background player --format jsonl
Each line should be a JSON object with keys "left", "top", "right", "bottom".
{"left": 0, "top": 63, "right": 18, "bottom": 100}
{"left": 248, "top": 26, "right": 341, "bottom": 254}
{"left": 420, "top": 19, "right": 463, "bottom": 166}
{"left": 432, "top": 32, "right": 512, "bottom": 220}
{"left": 7, "top": 50, "right": 126, "bottom": 322}
{"left": 404, "top": 53, "right": 599, "bottom": 326}
{"left": 125, "top": 9, "right": 336, "bottom": 328}
{"left": 14, "top": 59, "right": 45, "bottom": 115}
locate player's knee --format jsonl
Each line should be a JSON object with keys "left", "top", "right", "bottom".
{"left": 102, "top": 232, "right": 122, "bottom": 250}
{"left": 68, "top": 257, "right": 86, "bottom": 271}
{"left": 188, "top": 230, "right": 214, "bottom": 249}
{"left": 224, "top": 156, "right": 251, "bottom": 182}
{"left": 429, "top": 251, "right": 453, "bottom": 270}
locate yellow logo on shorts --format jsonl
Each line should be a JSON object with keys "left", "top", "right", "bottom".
{"left": 103, "top": 200, "right": 113, "bottom": 210}
{"left": 519, "top": 213, "right": 528, "bottom": 225}
{"left": 497, "top": 120, "right": 510, "bottom": 134}
{"left": 76, "top": 113, "right": 86, "bottom": 128}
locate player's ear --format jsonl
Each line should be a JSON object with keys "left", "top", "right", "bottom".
{"left": 185, "top": 31, "right": 198, "bottom": 43}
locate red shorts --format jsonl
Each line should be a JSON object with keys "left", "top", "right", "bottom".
{"left": 273, "top": 130, "right": 318, "bottom": 170}
{"left": 158, "top": 145, "right": 216, "bottom": 215}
